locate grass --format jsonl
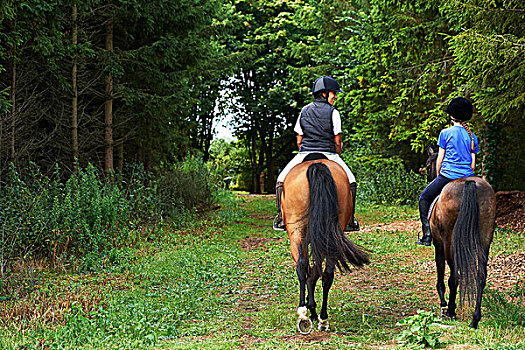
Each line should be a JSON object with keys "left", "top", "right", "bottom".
{"left": 1, "top": 193, "right": 524, "bottom": 349}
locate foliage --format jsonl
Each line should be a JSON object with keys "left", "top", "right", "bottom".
{"left": 223, "top": 0, "right": 357, "bottom": 191}
{"left": 0, "top": 157, "right": 224, "bottom": 275}
{"left": 358, "top": 163, "right": 427, "bottom": 206}
{"left": 0, "top": 0, "right": 235, "bottom": 173}
{"left": 0, "top": 163, "right": 142, "bottom": 273}
{"left": 396, "top": 310, "right": 442, "bottom": 348}
{"left": 342, "top": 151, "right": 426, "bottom": 205}
{"left": 208, "top": 138, "right": 245, "bottom": 189}
{"left": 334, "top": 0, "right": 525, "bottom": 189}
{"left": 157, "top": 154, "right": 222, "bottom": 220}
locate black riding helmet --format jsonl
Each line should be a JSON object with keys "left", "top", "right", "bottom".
{"left": 445, "top": 97, "right": 473, "bottom": 121}
{"left": 312, "top": 76, "right": 344, "bottom": 96}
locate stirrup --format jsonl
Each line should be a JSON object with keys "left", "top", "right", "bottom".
{"left": 416, "top": 230, "right": 432, "bottom": 246}
{"left": 272, "top": 216, "right": 285, "bottom": 231}
{"left": 344, "top": 218, "right": 359, "bottom": 232}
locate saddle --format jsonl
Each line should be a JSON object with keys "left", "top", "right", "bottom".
{"left": 302, "top": 153, "right": 328, "bottom": 162}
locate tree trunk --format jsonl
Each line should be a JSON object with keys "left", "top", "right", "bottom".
{"left": 71, "top": 2, "right": 79, "bottom": 163}
{"left": 201, "top": 112, "right": 213, "bottom": 162}
{"left": 250, "top": 133, "right": 258, "bottom": 193}
{"left": 8, "top": 21, "right": 17, "bottom": 164}
{"left": 104, "top": 0, "right": 114, "bottom": 174}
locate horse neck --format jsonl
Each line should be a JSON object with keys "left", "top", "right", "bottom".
{"left": 428, "top": 161, "right": 437, "bottom": 182}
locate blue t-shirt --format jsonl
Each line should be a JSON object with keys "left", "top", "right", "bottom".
{"left": 438, "top": 125, "right": 479, "bottom": 180}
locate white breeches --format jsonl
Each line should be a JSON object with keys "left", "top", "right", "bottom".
{"left": 276, "top": 152, "right": 356, "bottom": 184}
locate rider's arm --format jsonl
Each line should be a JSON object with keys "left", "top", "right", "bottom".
{"left": 334, "top": 134, "right": 342, "bottom": 155}
{"left": 436, "top": 147, "right": 445, "bottom": 175}
{"left": 471, "top": 153, "right": 476, "bottom": 172}
{"left": 297, "top": 135, "right": 303, "bottom": 149}
{"left": 334, "top": 134, "right": 343, "bottom": 154}
{"left": 332, "top": 109, "right": 343, "bottom": 155}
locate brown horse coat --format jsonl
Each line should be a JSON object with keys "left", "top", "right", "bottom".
{"left": 430, "top": 176, "right": 496, "bottom": 262}
{"left": 281, "top": 159, "right": 352, "bottom": 263}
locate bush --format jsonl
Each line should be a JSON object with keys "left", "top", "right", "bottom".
{"left": 0, "top": 157, "right": 225, "bottom": 277}
{"left": 358, "top": 163, "right": 427, "bottom": 205}
{"left": 0, "top": 163, "right": 139, "bottom": 273}
{"left": 157, "top": 155, "right": 220, "bottom": 220}
{"left": 341, "top": 153, "right": 426, "bottom": 206}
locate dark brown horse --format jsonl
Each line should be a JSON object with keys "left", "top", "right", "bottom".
{"left": 281, "top": 158, "right": 369, "bottom": 334}
{"left": 426, "top": 146, "right": 496, "bottom": 328}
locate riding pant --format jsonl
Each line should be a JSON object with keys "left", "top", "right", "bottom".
{"left": 276, "top": 151, "right": 356, "bottom": 184}
{"left": 419, "top": 174, "right": 452, "bottom": 222}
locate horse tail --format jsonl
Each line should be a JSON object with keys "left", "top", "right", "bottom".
{"left": 306, "top": 163, "right": 369, "bottom": 272}
{"left": 452, "top": 180, "right": 487, "bottom": 306}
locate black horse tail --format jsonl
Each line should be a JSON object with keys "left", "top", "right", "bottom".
{"left": 452, "top": 180, "right": 487, "bottom": 306}
{"left": 306, "top": 163, "right": 369, "bottom": 272}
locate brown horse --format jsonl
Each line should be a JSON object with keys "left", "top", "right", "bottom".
{"left": 281, "top": 158, "right": 369, "bottom": 335}
{"left": 426, "top": 146, "right": 496, "bottom": 329}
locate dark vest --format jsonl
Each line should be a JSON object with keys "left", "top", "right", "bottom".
{"left": 299, "top": 99, "right": 336, "bottom": 153}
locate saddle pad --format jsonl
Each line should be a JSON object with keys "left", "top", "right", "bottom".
{"left": 428, "top": 195, "right": 441, "bottom": 220}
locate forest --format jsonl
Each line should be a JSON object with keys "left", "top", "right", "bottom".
{"left": 0, "top": 0, "right": 524, "bottom": 348}
{"left": 1, "top": 0, "right": 523, "bottom": 191}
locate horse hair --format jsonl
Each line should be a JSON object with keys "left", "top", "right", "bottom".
{"left": 452, "top": 180, "right": 487, "bottom": 306}
{"left": 305, "top": 163, "right": 369, "bottom": 273}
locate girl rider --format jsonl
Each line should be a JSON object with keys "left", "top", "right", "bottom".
{"left": 417, "top": 97, "right": 479, "bottom": 246}
{"left": 273, "top": 76, "right": 359, "bottom": 232}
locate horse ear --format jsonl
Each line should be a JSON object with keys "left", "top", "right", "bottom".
{"left": 428, "top": 145, "right": 435, "bottom": 156}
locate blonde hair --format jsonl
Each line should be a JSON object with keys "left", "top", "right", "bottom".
{"left": 459, "top": 121, "right": 475, "bottom": 153}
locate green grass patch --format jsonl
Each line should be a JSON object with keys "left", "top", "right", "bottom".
{"left": 1, "top": 195, "right": 523, "bottom": 349}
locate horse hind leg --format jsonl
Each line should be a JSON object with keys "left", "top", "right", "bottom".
{"left": 306, "top": 263, "right": 321, "bottom": 322}
{"left": 434, "top": 243, "right": 448, "bottom": 316}
{"left": 447, "top": 264, "right": 458, "bottom": 319}
{"left": 318, "top": 258, "right": 336, "bottom": 331}
{"left": 296, "top": 243, "right": 313, "bottom": 335}
{"left": 470, "top": 249, "right": 489, "bottom": 329}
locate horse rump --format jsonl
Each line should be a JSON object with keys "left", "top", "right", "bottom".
{"left": 305, "top": 163, "right": 369, "bottom": 272}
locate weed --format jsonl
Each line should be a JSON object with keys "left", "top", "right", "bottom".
{"left": 396, "top": 310, "right": 442, "bottom": 348}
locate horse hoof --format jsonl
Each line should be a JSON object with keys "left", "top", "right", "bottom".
{"left": 297, "top": 317, "right": 313, "bottom": 335}
{"left": 318, "top": 317, "right": 329, "bottom": 331}
{"left": 469, "top": 321, "right": 478, "bottom": 329}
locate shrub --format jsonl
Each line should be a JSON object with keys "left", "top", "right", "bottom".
{"left": 358, "top": 163, "right": 427, "bottom": 205}
{"left": 156, "top": 155, "right": 219, "bottom": 220}
{"left": 0, "top": 163, "right": 139, "bottom": 273}
{"left": 0, "top": 157, "right": 224, "bottom": 277}
{"left": 341, "top": 154, "right": 426, "bottom": 206}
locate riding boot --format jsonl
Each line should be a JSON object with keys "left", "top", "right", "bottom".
{"left": 417, "top": 199, "right": 432, "bottom": 246}
{"left": 344, "top": 182, "right": 360, "bottom": 232}
{"left": 272, "top": 182, "right": 286, "bottom": 231}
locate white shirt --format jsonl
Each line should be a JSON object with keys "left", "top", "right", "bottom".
{"left": 294, "top": 109, "right": 342, "bottom": 136}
